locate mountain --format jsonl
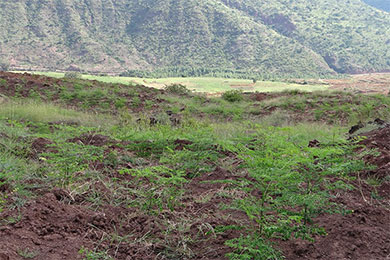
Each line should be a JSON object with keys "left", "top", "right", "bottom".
{"left": 363, "top": 0, "right": 390, "bottom": 12}
{"left": 0, "top": 0, "right": 390, "bottom": 77}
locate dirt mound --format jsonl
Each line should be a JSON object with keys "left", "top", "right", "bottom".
{"left": 0, "top": 178, "right": 11, "bottom": 193}
{"left": 281, "top": 126, "right": 390, "bottom": 259}
{"left": 67, "top": 133, "right": 115, "bottom": 147}
{"left": 30, "top": 137, "right": 57, "bottom": 158}
{"left": 279, "top": 179, "right": 390, "bottom": 260}
{"left": 359, "top": 125, "right": 390, "bottom": 178}
{"left": 283, "top": 208, "right": 390, "bottom": 259}
{"left": 174, "top": 139, "right": 194, "bottom": 150}
{"left": 0, "top": 192, "right": 160, "bottom": 260}
{"left": 251, "top": 92, "right": 272, "bottom": 102}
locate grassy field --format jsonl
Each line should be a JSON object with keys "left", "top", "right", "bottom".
{"left": 14, "top": 71, "right": 329, "bottom": 93}
{"left": 0, "top": 71, "right": 389, "bottom": 260}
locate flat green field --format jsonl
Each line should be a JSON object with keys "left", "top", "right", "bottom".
{"left": 14, "top": 71, "right": 329, "bottom": 93}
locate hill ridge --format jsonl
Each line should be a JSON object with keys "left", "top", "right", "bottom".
{"left": 0, "top": 0, "right": 390, "bottom": 77}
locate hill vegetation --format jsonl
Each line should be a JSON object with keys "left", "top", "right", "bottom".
{"left": 1, "top": 0, "right": 390, "bottom": 77}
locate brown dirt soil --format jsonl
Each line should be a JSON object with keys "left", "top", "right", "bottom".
{"left": 30, "top": 137, "right": 57, "bottom": 158}
{"left": 278, "top": 179, "right": 390, "bottom": 260}
{"left": 0, "top": 148, "right": 388, "bottom": 259}
{"left": 67, "top": 133, "right": 116, "bottom": 147}
{"left": 0, "top": 166, "right": 245, "bottom": 260}
{"left": 174, "top": 139, "right": 194, "bottom": 151}
{"left": 278, "top": 126, "right": 390, "bottom": 259}
{"left": 359, "top": 125, "right": 390, "bottom": 178}
{"left": 327, "top": 73, "right": 390, "bottom": 94}
{"left": 250, "top": 92, "right": 272, "bottom": 102}
{"left": 0, "top": 192, "right": 161, "bottom": 260}
{"left": 180, "top": 166, "right": 248, "bottom": 259}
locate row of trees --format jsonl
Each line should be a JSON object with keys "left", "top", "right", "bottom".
{"left": 119, "top": 67, "right": 302, "bottom": 80}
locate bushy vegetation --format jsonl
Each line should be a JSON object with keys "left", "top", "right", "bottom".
{"left": 1, "top": 0, "right": 390, "bottom": 76}
{"left": 120, "top": 67, "right": 294, "bottom": 80}
{"left": 164, "top": 83, "right": 191, "bottom": 95}
{"left": 222, "top": 90, "right": 243, "bottom": 102}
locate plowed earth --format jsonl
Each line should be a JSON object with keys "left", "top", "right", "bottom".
{"left": 360, "top": 125, "right": 390, "bottom": 179}
{"left": 327, "top": 73, "right": 390, "bottom": 94}
{"left": 0, "top": 127, "right": 389, "bottom": 259}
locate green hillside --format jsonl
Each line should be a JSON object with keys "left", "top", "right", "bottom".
{"left": 221, "top": 0, "right": 390, "bottom": 73}
{"left": 0, "top": 0, "right": 390, "bottom": 77}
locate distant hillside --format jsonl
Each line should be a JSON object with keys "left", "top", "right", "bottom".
{"left": 0, "top": 0, "right": 390, "bottom": 77}
{"left": 363, "top": 0, "right": 390, "bottom": 12}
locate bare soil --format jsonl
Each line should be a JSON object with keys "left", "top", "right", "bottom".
{"left": 359, "top": 125, "right": 390, "bottom": 179}
{"left": 278, "top": 126, "right": 390, "bottom": 260}
{"left": 0, "top": 192, "right": 160, "bottom": 260}
{"left": 327, "top": 73, "right": 390, "bottom": 94}
{"left": 278, "top": 178, "right": 390, "bottom": 260}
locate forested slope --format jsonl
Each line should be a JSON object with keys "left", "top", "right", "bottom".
{"left": 0, "top": 0, "right": 389, "bottom": 77}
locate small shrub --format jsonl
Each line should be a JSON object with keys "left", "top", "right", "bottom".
{"left": 0, "top": 78, "right": 7, "bottom": 86}
{"left": 115, "top": 98, "right": 127, "bottom": 109}
{"left": 164, "top": 84, "right": 191, "bottom": 95}
{"left": 222, "top": 90, "right": 243, "bottom": 102}
{"left": 79, "top": 247, "right": 113, "bottom": 260}
{"left": 131, "top": 96, "right": 141, "bottom": 107}
{"left": 225, "top": 235, "right": 282, "bottom": 260}
{"left": 64, "top": 72, "right": 82, "bottom": 79}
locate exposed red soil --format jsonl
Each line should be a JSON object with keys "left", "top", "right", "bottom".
{"left": 174, "top": 139, "right": 194, "bottom": 150}
{"left": 67, "top": 133, "right": 116, "bottom": 147}
{"left": 278, "top": 126, "right": 390, "bottom": 259}
{"left": 359, "top": 125, "right": 390, "bottom": 178}
{"left": 250, "top": 92, "right": 272, "bottom": 102}
{"left": 0, "top": 192, "right": 161, "bottom": 260}
{"left": 0, "top": 167, "right": 243, "bottom": 260}
{"left": 327, "top": 73, "right": 390, "bottom": 95}
{"left": 181, "top": 166, "right": 248, "bottom": 259}
{"left": 2, "top": 139, "right": 390, "bottom": 259}
{"left": 30, "top": 137, "right": 57, "bottom": 158}
{"left": 278, "top": 179, "right": 390, "bottom": 260}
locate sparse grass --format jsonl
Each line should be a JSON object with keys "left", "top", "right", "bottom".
{"left": 17, "top": 248, "right": 39, "bottom": 259}
{"left": 0, "top": 100, "right": 114, "bottom": 126}
{"left": 79, "top": 247, "right": 113, "bottom": 260}
{"left": 13, "top": 71, "right": 329, "bottom": 93}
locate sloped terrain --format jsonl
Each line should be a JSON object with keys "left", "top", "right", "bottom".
{"left": 0, "top": 73, "right": 389, "bottom": 259}
{"left": 1, "top": 0, "right": 390, "bottom": 76}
